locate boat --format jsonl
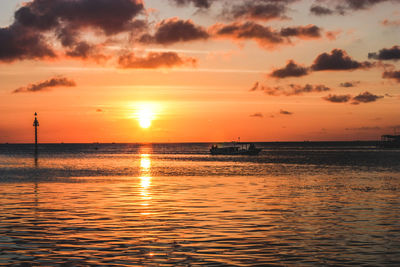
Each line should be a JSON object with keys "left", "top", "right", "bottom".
{"left": 210, "top": 142, "right": 262, "bottom": 155}
{"left": 380, "top": 135, "right": 400, "bottom": 148}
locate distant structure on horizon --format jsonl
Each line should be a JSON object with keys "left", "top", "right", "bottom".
{"left": 33, "top": 112, "right": 39, "bottom": 154}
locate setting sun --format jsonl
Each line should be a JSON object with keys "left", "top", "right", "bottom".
{"left": 136, "top": 103, "right": 156, "bottom": 129}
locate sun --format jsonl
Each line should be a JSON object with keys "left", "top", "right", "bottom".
{"left": 136, "top": 103, "right": 156, "bottom": 129}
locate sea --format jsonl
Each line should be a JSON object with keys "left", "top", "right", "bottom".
{"left": 0, "top": 142, "right": 399, "bottom": 266}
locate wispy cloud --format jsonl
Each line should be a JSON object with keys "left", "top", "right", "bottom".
{"left": 250, "top": 112, "right": 264, "bottom": 118}
{"left": 13, "top": 77, "right": 76, "bottom": 93}
{"left": 280, "top": 109, "right": 293, "bottom": 115}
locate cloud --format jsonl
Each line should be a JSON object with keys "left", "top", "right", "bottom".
{"left": 351, "top": 91, "right": 383, "bottom": 104}
{"left": 310, "top": 5, "right": 334, "bottom": 15}
{"left": 13, "top": 77, "right": 76, "bottom": 93}
{"left": 250, "top": 112, "right": 264, "bottom": 118}
{"left": 381, "top": 19, "right": 400, "bottom": 27}
{"left": 263, "top": 86, "right": 285, "bottom": 96}
{"left": 171, "top": 0, "right": 213, "bottom": 8}
{"left": 339, "top": 81, "right": 360, "bottom": 87}
{"left": 140, "top": 18, "right": 209, "bottom": 45}
{"left": 118, "top": 52, "right": 197, "bottom": 69}
{"left": 0, "top": 0, "right": 145, "bottom": 62}
{"left": 211, "top": 22, "right": 324, "bottom": 49}
{"left": 311, "top": 49, "right": 373, "bottom": 71}
{"left": 65, "top": 42, "right": 98, "bottom": 59}
{"left": 368, "top": 46, "right": 400, "bottom": 61}
{"left": 280, "top": 110, "right": 293, "bottom": 115}
{"left": 211, "top": 22, "right": 284, "bottom": 48}
{"left": 323, "top": 94, "right": 352, "bottom": 103}
{"left": 325, "top": 30, "right": 341, "bottom": 40}
{"left": 310, "top": 0, "right": 397, "bottom": 16}
{"left": 270, "top": 60, "right": 309, "bottom": 78}
{"left": 382, "top": 70, "right": 400, "bottom": 82}
{"left": 251, "top": 82, "right": 330, "bottom": 96}
{"left": 14, "top": 0, "right": 144, "bottom": 35}
{"left": 323, "top": 91, "right": 383, "bottom": 104}
{"left": 222, "top": 1, "right": 292, "bottom": 21}
{"left": 0, "top": 24, "right": 56, "bottom": 62}
{"left": 285, "top": 84, "right": 330, "bottom": 96}
{"left": 280, "top": 25, "right": 322, "bottom": 39}
{"left": 250, "top": 82, "right": 260, "bottom": 91}
{"left": 342, "top": 0, "right": 394, "bottom": 11}
{"left": 249, "top": 83, "right": 284, "bottom": 95}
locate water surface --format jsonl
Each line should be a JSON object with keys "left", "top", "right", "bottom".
{"left": 0, "top": 143, "right": 399, "bottom": 266}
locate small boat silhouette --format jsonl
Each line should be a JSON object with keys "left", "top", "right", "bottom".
{"left": 210, "top": 142, "right": 261, "bottom": 155}
{"left": 380, "top": 135, "right": 400, "bottom": 148}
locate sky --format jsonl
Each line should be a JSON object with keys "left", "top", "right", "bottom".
{"left": 0, "top": 0, "right": 399, "bottom": 143}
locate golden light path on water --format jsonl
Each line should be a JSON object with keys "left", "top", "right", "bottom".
{"left": 139, "top": 153, "right": 152, "bottom": 215}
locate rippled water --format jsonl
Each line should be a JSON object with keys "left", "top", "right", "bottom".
{"left": 0, "top": 143, "right": 399, "bottom": 266}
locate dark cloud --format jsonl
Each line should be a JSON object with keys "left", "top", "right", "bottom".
{"left": 212, "top": 22, "right": 323, "bottom": 49}
{"left": 96, "top": 109, "right": 103, "bottom": 112}
{"left": 323, "top": 91, "right": 383, "bottom": 104}
{"left": 212, "top": 22, "right": 284, "bottom": 48}
{"left": 65, "top": 42, "right": 94, "bottom": 58}
{"left": 250, "top": 82, "right": 331, "bottom": 96}
{"left": 250, "top": 112, "right": 264, "bottom": 118}
{"left": 280, "top": 25, "right": 322, "bottom": 38}
{"left": 13, "top": 77, "right": 76, "bottom": 93}
{"left": 311, "top": 49, "right": 373, "bottom": 71}
{"left": 140, "top": 18, "right": 209, "bottom": 45}
{"left": 280, "top": 110, "right": 293, "bottom": 115}
{"left": 171, "top": 0, "right": 213, "bottom": 8}
{"left": 118, "top": 52, "right": 197, "bottom": 69}
{"left": 382, "top": 70, "right": 400, "bottom": 82}
{"left": 0, "top": 25, "right": 56, "bottom": 62}
{"left": 270, "top": 60, "right": 309, "bottom": 78}
{"left": 224, "top": 2, "right": 288, "bottom": 21}
{"left": 310, "top": 5, "right": 334, "bottom": 15}
{"left": 310, "top": 0, "right": 396, "bottom": 16}
{"left": 0, "top": 0, "right": 145, "bottom": 62}
{"left": 352, "top": 91, "right": 383, "bottom": 104}
{"left": 368, "top": 46, "right": 400, "bottom": 61}
{"left": 323, "top": 94, "right": 352, "bottom": 103}
{"left": 250, "top": 82, "right": 330, "bottom": 96}
{"left": 285, "top": 84, "right": 330, "bottom": 96}
{"left": 343, "top": 0, "right": 391, "bottom": 10}
{"left": 339, "top": 81, "right": 360, "bottom": 87}
{"left": 14, "top": 0, "right": 144, "bottom": 35}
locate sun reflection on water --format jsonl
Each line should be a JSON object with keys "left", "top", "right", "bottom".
{"left": 139, "top": 153, "right": 153, "bottom": 212}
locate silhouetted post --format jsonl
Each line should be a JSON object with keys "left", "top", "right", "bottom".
{"left": 33, "top": 112, "right": 39, "bottom": 155}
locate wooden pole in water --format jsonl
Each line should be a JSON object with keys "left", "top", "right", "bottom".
{"left": 33, "top": 112, "right": 39, "bottom": 154}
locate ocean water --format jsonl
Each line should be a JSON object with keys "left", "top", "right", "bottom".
{"left": 0, "top": 143, "right": 399, "bottom": 266}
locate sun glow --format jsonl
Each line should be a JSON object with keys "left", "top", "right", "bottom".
{"left": 136, "top": 103, "right": 157, "bottom": 129}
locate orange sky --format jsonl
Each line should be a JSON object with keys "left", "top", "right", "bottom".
{"left": 0, "top": 0, "right": 399, "bottom": 143}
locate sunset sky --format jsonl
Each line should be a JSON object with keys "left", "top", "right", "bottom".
{"left": 1, "top": 0, "right": 399, "bottom": 143}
